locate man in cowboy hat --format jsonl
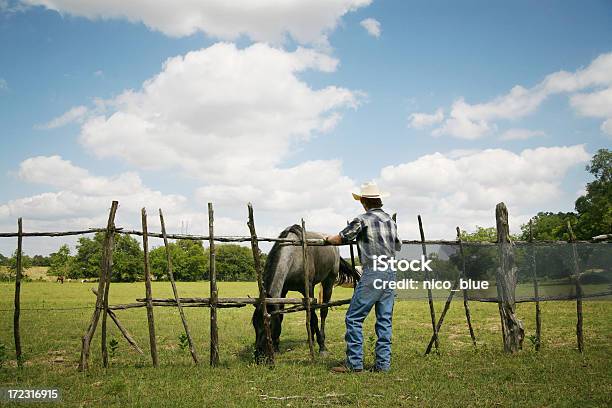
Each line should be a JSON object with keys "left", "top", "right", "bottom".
{"left": 324, "top": 181, "right": 402, "bottom": 373}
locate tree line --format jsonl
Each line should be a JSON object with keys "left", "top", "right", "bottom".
{"left": 0, "top": 234, "right": 264, "bottom": 282}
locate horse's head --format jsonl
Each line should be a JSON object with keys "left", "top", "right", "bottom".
{"left": 251, "top": 304, "right": 267, "bottom": 363}
{"left": 252, "top": 225, "right": 301, "bottom": 363}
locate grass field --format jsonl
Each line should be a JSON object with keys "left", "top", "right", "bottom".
{"left": 0, "top": 280, "right": 611, "bottom": 407}
{"left": 0, "top": 266, "right": 54, "bottom": 282}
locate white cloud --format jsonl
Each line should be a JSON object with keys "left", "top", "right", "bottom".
{"left": 36, "top": 105, "right": 89, "bottom": 129}
{"left": 0, "top": 78, "right": 7, "bottom": 90}
{"left": 194, "top": 158, "right": 359, "bottom": 247}
{"left": 6, "top": 42, "right": 363, "bottom": 253}
{"left": 12, "top": 156, "right": 186, "bottom": 216}
{"left": 18, "top": 155, "right": 147, "bottom": 196}
{"left": 360, "top": 18, "right": 381, "bottom": 38}
{"left": 570, "top": 87, "right": 612, "bottom": 118}
{"left": 601, "top": 119, "right": 612, "bottom": 137}
{"left": 378, "top": 145, "right": 590, "bottom": 238}
{"left": 570, "top": 85, "right": 612, "bottom": 137}
{"left": 78, "top": 43, "right": 360, "bottom": 186}
{"left": 408, "top": 108, "right": 444, "bottom": 129}
{"left": 22, "top": 0, "right": 371, "bottom": 44}
{"left": 540, "top": 53, "right": 612, "bottom": 93}
{"left": 1, "top": 156, "right": 190, "bottom": 256}
{"left": 411, "top": 52, "right": 612, "bottom": 139}
{"left": 431, "top": 87, "right": 547, "bottom": 139}
{"left": 1, "top": 145, "right": 591, "bottom": 255}
{"left": 195, "top": 159, "right": 355, "bottom": 214}
{"left": 94, "top": 70, "right": 104, "bottom": 78}
{"left": 0, "top": 155, "right": 358, "bottom": 255}
{"left": 431, "top": 103, "right": 493, "bottom": 140}
{"left": 499, "top": 128, "right": 545, "bottom": 141}
{"left": 1, "top": 156, "right": 189, "bottom": 245}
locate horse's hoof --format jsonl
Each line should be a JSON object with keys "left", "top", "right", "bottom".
{"left": 319, "top": 350, "right": 330, "bottom": 358}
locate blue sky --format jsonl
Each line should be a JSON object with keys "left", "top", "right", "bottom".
{"left": 0, "top": 0, "right": 611, "bottom": 254}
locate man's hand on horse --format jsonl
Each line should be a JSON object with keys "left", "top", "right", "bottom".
{"left": 324, "top": 235, "right": 342, "bottom": 245}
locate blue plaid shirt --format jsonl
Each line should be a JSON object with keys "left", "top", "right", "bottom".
{"left": 339, "top": 208, "right": 402, "bottom": 270}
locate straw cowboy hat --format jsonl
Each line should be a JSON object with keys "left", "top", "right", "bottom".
{"left": 352, "top": 181, "right": 390, "bottom": 201}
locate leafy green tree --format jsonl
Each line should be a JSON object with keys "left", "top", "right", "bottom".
{"left": 517, "top": 214, "right": 579, "bottom": 281}
{"left": 48, "top": 244, "right": 73, "bottom": 277}
{"left": 6, "top": 250, "right": 32, "bottom": 279}
{"left": 71, "top": 232, "right": 143, "bottom": 281}
{"left": 150, "top": 240, "right": 207, "bottom": 281}
{"left": 453, "top": 227, "right": 498, "bottom": 280}
{"left": 113, "top": 234, "right": 144, "bottom": 282}
{"left": 150, "top": 241, "right": 260, "bottom": 282}
{"left": 428, "top": 253, "right": 459, "bottom": 281}
{"left": 0, "top": 253, "right": 7, "bottom": 266}
{"left": 149, "top": 245, "right": 170, "bottom": 280}
{"left": 519, "top": 212, "right": 578, "bottom": 241}
{"left": 460, "top": 226, "right": 497, "bottom": 242}
{"left": 513, "top": 150, "right": 611, "bottom": 282}
{"left": 31, "top": 254, "right": 50, "bottom": 267}
{"left": 574, "top": 148, "right": 611, "bottom": 239}
{"left": 71, "top": 233, "right": 104, "bottom": 279}
{"left": 216, "top": 244, "right": 258, "bottom": 281}
{"left": 178, "top": 240, "right": 208, "bottom": 280}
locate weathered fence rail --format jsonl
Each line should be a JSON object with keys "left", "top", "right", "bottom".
{"left": 2, "top": 200, "right": 610, "bottom": 370}
{"left": 0, "top": 229, "right": 597, "bottom": 246}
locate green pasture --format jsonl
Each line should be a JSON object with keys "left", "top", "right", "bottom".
{"left": 0, "top": 281, "right": 610, "bottom": 407}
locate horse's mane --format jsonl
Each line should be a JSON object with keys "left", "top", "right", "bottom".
{"left": 263, "top": 224, "right": 302, "bottom": 291}
{"left": 263, "top": 224, "right": 361, "bottom": 290}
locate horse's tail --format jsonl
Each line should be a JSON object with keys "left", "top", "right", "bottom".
{"left": 336, "top": 257, "right": 361, "bottom": 287}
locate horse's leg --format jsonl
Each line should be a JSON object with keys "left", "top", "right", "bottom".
{"left": 318, "top": 276, "right": 335, "bottom": 356}
{"left": 307, "top": 285, "right": 325, "bottom": 353}
{"left": 272, "top": 288, "right": 288, "bottom": 352}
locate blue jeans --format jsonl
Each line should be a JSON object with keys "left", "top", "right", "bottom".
{"left": 345, "top": 269, "right": 395, "bottom": 371}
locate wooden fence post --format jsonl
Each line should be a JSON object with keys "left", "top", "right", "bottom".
{"left": 79, "top": 201, "right": 118, "bottom": 371}
{"left": 424, "top": 227, "right": 476, "bottom": 354}
{"left": 425, "top": 280, "right": 457, "bottom": 354}
{"left": 101, "top": 204, "right": 118, "bottom": 368}
{"left": 529, "top": 220, "right": 542, "bottom": 351}
{"left": 106, "top": 309, "right": 144, "bottom": 355}
{"left": 141, "top": 208, "right": 159, "bottom": 367}
{"left": 91, "top": 287, "right": 144, "bottom": 354}
{"left": 495, "top": 202, "right": 524, "bottom": 353}
{"left": 247, "top": 203, "right": 274, "bottom": 365}
{"left": 301, "top": 219, "right": 315, "bottom": 360}
{"left": 456, "top": 227, "right": 477, "bottom": 347}
{"left": 159, "top": 209, "right": 199, "bottom": 364}
{"left": 567, "top": 221, "right": 584, "bottom": 353}
{"left": 208, "top": 203, "right": 219, "bottom": 367}
{"left": 418, "top": 215, "right": 439, "bottom": 351}
{"left": 13, "top": 218, "right": 23, "bottom": 367}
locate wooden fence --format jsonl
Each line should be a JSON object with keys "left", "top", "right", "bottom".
{"left": 1, "top": 200, "right": 610, "bottom": 370}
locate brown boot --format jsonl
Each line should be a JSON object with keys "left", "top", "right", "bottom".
{"left": 331, "top": 364, "right": 362, "bottom": 373}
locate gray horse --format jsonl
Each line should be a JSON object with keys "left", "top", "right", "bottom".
{"left": 252, "top": 224, "right": 359, "bottom": 362}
